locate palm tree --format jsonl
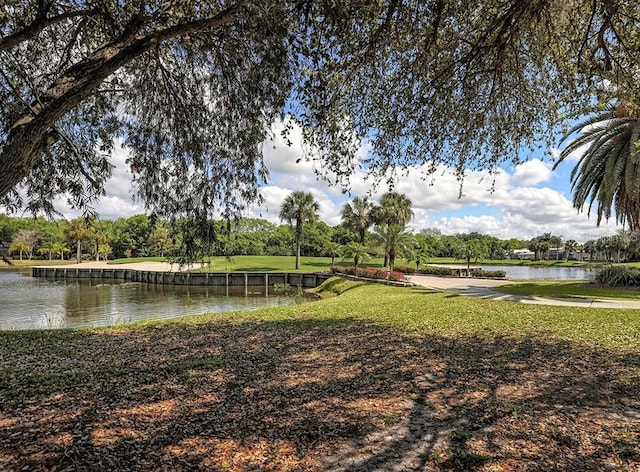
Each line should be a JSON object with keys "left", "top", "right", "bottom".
{"left": 37, "top": 242, "right": 55, "bottom": 261}
{"left": 583, "top": 239, "right": 597, "bottom": 261}
{"left": 373, "top": 192, "right": 414, "bottom": 226}
{"left": 340, "top": 196, "right": 374, "bottom": 244}
{"left": 564, "top": 239, "right": 579, "bottom": 260}
{"left": 340, "top": 242, "right": 371, "bottom": 272}
{"left": 324, "top": 241, "right": 342, "bottom": 269}
{"left": 372, "top": 192, "right": 414, "bottom": 266}
{"left": 553, "top": 102, "right": 640, "bottom": 231}
{"left": 370, "top": 223, "right": 414, "bottom": 272}
{"left": 279, "top": 191, "right": 320, "bottom": 270}
{"left": 52, "top": 242, "right": 70, "bottom": 261}
{"left": 63, "top": 218, "right": 90, "bottom": 263}
{"left": 456, "top": 240, "right": 487, "bottom": 274}
{"left": 8, "top": 241, "right": 28, "bottom": 261}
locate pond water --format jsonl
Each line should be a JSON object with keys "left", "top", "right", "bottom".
{"left": 0, "top": 270, "right": 296, "bottom": 331}
{"left": 479, "top": 265, "right": 594, "bottom": 280}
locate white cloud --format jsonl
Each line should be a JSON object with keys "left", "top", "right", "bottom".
{"left": 510, "top": 159, "right": 552, "bottom": 186}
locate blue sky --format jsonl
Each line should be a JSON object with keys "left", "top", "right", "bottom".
{"left": 50, "top": 121, "right": 621, "bottom": 243}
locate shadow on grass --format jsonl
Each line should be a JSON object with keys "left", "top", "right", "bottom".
{"left": 1, "top": 318, "right": 639, "bottom": 471}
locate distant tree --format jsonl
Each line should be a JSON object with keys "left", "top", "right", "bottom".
{"left": 370, "top": 223, "right": 414, "bottom": 272}
{"left": 341, "top": 196, "right": 374, "bottom": 244}
{"left": 97, "top": 243, "right": 113, "bottom": 261}
{"left": 324, "top": 242, "right": 342, "bottom": 269}
{"left": 8, "top": 241, "right": 28, "bottom": 261}
{"left": 279, "top": 191, "right": 320, "bottom": 270}
{"left": 456, "top": 240, "right": 488, "bottom": 273}
{"left": 148, "top": 224, "right": 172, "bottom": 258}
{"left": 52, "top": 242, "right": 70, "bottom": 261}
{"left": 564, "top": 239, "right": 579, "bottom": 260}
{"left": 340, "top": 242, "right": 371, "bottom": 272}
{"left": 583, "top": 239, "right": 598, "bottom": 261}
{"left": 63, "top": 219, "right": 91, "bottom": 263}
{"left": 12, "top": 229, "right": 39, "bottom": 260}
{"left": 404, "top": 239, "right": 431, "bottom": 271}
{"left": 37, "top": 242, "right": 55, "bottom": 261}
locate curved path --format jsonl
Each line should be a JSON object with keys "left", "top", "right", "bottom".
{"left": 408, "top": 275, "right": 640, "bottom": 309}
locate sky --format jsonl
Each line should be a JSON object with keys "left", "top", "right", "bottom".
{"left": 48, "top": 121, "right": 621, "bottom": 243}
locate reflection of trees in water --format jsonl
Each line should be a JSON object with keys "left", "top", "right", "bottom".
{"left": 63, "top": 279, "right": 114, "bottom": 325}
{"left": 2, "top": 276, "right": 290, "bottom": 329}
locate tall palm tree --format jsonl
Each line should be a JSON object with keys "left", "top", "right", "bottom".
{"left": 279, "top": 191, "right": 320, "bottom": 269}
{"left": 340, "top": 196, "right": 373, "bottom": 244}
{"left": 373, "top": 192, "right": 414, "bottom": 226}
{"left": 553, "top": 102, "right": 640, "bottom": 231}
{"left": 372, "top": 192, "right": 414, "bottom": 266}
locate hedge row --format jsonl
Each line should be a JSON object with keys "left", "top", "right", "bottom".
{"left": 332, "top": 266, "right": 408, "bottom": 282}
{"left": 394, "top": 265, "right": 506, "bottom": 278}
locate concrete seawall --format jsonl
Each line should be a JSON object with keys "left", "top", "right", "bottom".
{"left": 32, "top": 267, "right": 332, "bottom": 288}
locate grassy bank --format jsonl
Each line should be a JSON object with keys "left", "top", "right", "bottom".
{"left": 497, "top": 280, "right": 640, "bottom": 300}
{"left": 110, "top": 255, "right": 387, "bottom": 272}
{"left": 0, "top": 259, "right": 75, "bottom": 269}
{"left": 1, "top": 279, "right": 638, "bottom": 470}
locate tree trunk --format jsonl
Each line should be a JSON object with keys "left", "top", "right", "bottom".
{"left": 0, "top": 6, "right": 241, "bottom": 199}
{"left": 76, "top": 240, "right": 82, "bottom": 263}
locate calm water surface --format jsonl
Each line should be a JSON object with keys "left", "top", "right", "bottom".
{"left": 479, "top": 265, "right": 594, "bottom": 280}
{"left": 0, "top": 270, "right": 295, "bottom": 330}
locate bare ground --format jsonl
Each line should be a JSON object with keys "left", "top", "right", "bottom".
{"left": 1, "top": 317, "right": 639, "bottom": 471}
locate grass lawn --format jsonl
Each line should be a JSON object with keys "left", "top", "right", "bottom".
{"left": 497, "top": 280, "right": 640, "bottom": 300}
{"left": 0, "top": 259, "right": 75, "bottom": 269}
{"left": 111, "top": 255, "right": 387, "bottom": 272}
{"left": 1, "top": 278, "right": 638, "bottom": 471}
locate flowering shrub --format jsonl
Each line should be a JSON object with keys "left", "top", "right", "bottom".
{"left": 393, "top": 265, "right": 418, "bottom": 274}
{"left": 333, "top": 266, "right": 408, "bottom": 282}
{"left": 419, "top": 266, "right": 459, "bottom": 277}
{"left": 470, "top": 268, "right": 507, "bottom": 278}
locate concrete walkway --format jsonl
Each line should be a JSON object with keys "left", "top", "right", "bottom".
{"left": 408, "top": 275, "right": 640, "bottom": 310}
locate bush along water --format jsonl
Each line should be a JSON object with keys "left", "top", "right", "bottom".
{"left": 394, "top": 265, "right": 506, "bottom": 279}
{"left": 332, "top": 266, "right": 408, "bottom": 282}
{"left": 595, "top": 266, "right": 640, "bottom": 287}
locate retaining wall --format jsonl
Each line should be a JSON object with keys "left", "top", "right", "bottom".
{"left": 31, "top": 267, "right": 331, "bottom": 288}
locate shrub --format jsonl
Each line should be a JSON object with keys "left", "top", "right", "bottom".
{"left": 333, "top": 266, "right": 408, "bottom": 282}
{"left": 595, "top": 266, "right": 640, "bottom": 287}
{"left": 470, "top": 268, "right": 507, "bottom": 278}
{"left": 394, "top": 265, "right": 418, "bottom": 274}
{"left": 419, "top": 266, "right": 459, "bottom": 277}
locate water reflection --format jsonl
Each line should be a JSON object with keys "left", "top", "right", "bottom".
{"left": 0, "top": 270, "right": 294, "bottom": 330}
{"left": 479, "top": 265, "right": 593, "bottom": 280}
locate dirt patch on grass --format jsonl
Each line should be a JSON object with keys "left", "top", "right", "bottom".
{"left": 1, "top": 319, "right": 639, "bottom": 471}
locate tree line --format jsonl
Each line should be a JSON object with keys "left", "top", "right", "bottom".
{"left": 5, "top": 190, "right": 639, "bottom": 267}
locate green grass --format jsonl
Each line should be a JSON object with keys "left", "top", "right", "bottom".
{"left": 0, "top": 259, "right": 76, "bottom": 269}
{"left": 301, "top": 279, "right": 640, "bottom": 349}
{"left": 111, "top": 255, "right": 387, "bottom": 272}
{"left": 496, "top": 280, "right": 640, "bottom": 300}
{"left": 109, "top": 256, "right": 167, "bottom": 264}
